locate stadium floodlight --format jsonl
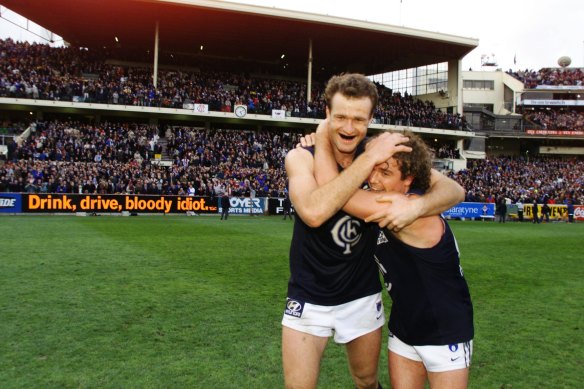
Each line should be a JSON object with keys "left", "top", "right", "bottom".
{"left": 480, "top": 53, "right": 497, "bottom": 67}
{"left": 114, "top": 36, "right": 119, "bottom": 42}
{"left": 200, "top": 45, "right": 203, "bottom": 51}
{"left": 280, "top": 54, "right": 285, "bottom": 59}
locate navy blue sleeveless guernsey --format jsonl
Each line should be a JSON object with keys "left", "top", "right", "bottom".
{"left": 375, "top": 219, "right": 474, "bottom": 345}
{"left": 286, "top": 144, "right": 381, "bottom": 306}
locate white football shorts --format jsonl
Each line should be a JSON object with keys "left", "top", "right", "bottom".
{"left": 282, "top": 292, "right": 385, "bottom": 344}
{"left": 388, "top": 332, "right": 473, "bottom": 372}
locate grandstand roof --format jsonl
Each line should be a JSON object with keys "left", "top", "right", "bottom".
{"left": 3, "top": 0, "right": 478, "bottom": 79}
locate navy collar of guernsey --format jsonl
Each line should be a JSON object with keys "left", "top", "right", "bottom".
{"left": 407, "top": 188, "right": 425, "bottom": 196}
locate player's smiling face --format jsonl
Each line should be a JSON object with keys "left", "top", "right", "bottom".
{"left": 326, "top": 93, "right": 372, "bottom": 155}
{"left": 367, "top": 157, "right": 412, "bottom": 194}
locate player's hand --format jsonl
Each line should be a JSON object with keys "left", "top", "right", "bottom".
{"left": 297, "top": 132, "right": 317, "bottom": 148}
{"left": 364, "top": 192, "right": 421, "bottom": 231}
{"left": 365, "top": 132, "right": 412, "bottom": 166}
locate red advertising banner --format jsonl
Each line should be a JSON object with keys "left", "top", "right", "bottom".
{"left": 574, "top": 205, "right": 584, "bottom": 221}
{"left": 526, "top": 129, "right": 584, "bottom": 136}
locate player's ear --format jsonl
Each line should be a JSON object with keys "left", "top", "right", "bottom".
{"left": 404, "top": 175, "right": 414, "bottom": 190}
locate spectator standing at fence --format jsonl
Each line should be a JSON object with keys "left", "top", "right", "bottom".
{"left": 542, "top": 200, "right": 551, "bottom": 223}
{"left": 566, "top": 198, "right": 575, "bottom": 223}
{"left": 187, "top": 182, "right": 198, "bottom": 216}
{"left": 282, "top": 194, "right": 292, "bottom": 220}
{"left": 220, "top": 193, "right": 230, "bottom": 220}
{"left": 516, "top": 198, "right": 524, "bottom": 222}
{"left": 532, "top": 198, "right": 540, "bottom": 224}
{"left": 249, "top": 186, "right": 256, "bottom": 216}
{"left": 497, "top": 196, "right": 507, "bottom": 223}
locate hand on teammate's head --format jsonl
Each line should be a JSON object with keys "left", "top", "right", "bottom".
{"left": 365, "top": 132, "right": 412, "bottom": 166}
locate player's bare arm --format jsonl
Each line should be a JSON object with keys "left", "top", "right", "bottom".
{"left": 286, "top": 147, "right": 374, "bottom": 228}
{"left": 365, "top": 169, "right": 464, "bottom": 231}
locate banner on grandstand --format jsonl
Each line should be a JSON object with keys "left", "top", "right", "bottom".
{"left": 526, "top": 129, "right": 584, "bottom": 136}
{"left": 535, "top": 85, "right": 583, "bottom": 91}
{"left": 0, "top": 193, "right": 22, "bottom": 213}
{"left": 271, "top": 109, "right": 286, "bottom": 119}
{"left": 19, "top": 194, "right": 218, "bottom": 214}
{"left": 219, "top": 197, "right": 265, "bottom": 215}
{"left": 193, "top": 104, "right": 209, "bottom": 114}
{"left": 520, "top": 99, "right": 584, "bottom": 106}
{"left": 267, "top": 198, "right": 296, "bottom": 216}
{"left": 442, "top": 202, "right": 495, "bottom": 219}
{"left": 538, "top": 146, "right": 584, "bottom": 155}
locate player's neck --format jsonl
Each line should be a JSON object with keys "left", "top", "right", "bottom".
{"left": 333, "top": 149, "right": 355, "bottom": 169}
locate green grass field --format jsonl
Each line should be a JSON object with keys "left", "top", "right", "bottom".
{"left": 0, "top": 215, "right": 582, "bottom": 388}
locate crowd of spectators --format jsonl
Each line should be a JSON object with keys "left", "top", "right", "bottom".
{"left": 435, "top": 143, "right": 461, "bottom": 159}
{"left": 0, "top": 120, "right": 300, "bottom": 198}
{"left": 373, "top": 88, "right": 468, "bottom": 130}
{"left": 508, "top": 67, "right": 584, "bottom": 88}
{"left": 524, "top": 109, "right": 584, "bottom": 132}
{"left": 13, "top": 121, "right": 161, "bottom": 163}
{"left": 449, "top": 156, "right": 583, "bottom": 206}
{"left": 2, "top": 118, "right": 582, "bottom": 210}
{"left": 507, "top": 67, "right": 584, "bottom": 132}
{"left": 0, "top": 38, "right": 468, "bottom": 131}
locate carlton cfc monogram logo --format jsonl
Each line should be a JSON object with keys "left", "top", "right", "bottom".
{"left": 331, "top": 215, "right": 362, "bottom": 254}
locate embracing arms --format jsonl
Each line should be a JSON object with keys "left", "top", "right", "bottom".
{"left": 286, "top": 124, "right": 410, "bottom": 227}
{"left": 313, "top": 126, "right": 464, "bottom": 231}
